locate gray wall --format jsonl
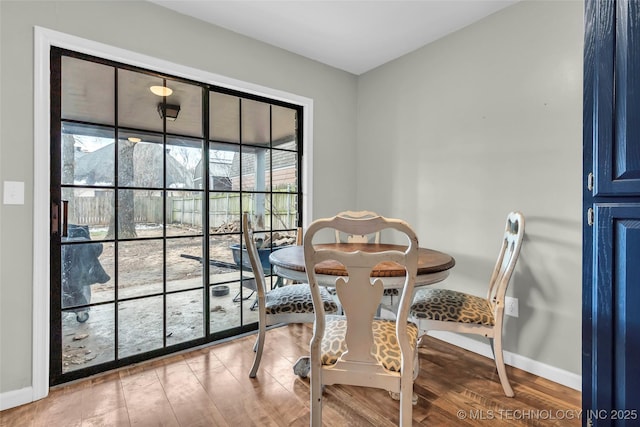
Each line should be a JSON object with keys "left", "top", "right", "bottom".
{"left": 0, "top": 0, "right": 357, "bottom": 394}
{"left": 357, "top": 0, "right": 583, "bottom": 373}
{"left": 0, "top": 0, "right": 583, "bottom": 398}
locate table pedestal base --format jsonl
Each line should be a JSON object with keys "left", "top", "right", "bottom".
{"left": 293, "top": 356, "right": 310, "bottom": 378}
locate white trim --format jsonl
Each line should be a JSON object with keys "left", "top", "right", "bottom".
{"left": 427, "top": 331, "right": 582, "bottom": 392}
{"left": 33, "top": 26, "right": 52, "bottom": 405}
{"left": 28, "top": 26, "right": 313, "bottom": 411}
{"left": 0, "top": 387, "right": 34, "bottom": 411}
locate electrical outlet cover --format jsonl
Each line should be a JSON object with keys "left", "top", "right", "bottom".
{"left": 505, "top": 296, "right": 519, "bottom": 317}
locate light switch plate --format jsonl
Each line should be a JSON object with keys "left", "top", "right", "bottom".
{"left": 3, "top": 181, "right": 25, "bottom": 205}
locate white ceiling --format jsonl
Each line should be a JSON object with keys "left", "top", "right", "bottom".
{"left": 149, "top": 0, "right": 519, "bottom": 75}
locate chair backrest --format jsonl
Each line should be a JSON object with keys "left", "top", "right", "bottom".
{"left": 334, "top": 210, "right": 381, "bottom": 244}
{"left": 487, "top": 211, "right": 525, "bottom": 314}
{"left": 304, "top": 214, "right": 419, "bottom": 370}
{"left": 242, "top": 213, "right": 268, "bottom": 302}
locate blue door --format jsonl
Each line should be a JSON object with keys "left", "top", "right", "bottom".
{"left": 583, "top": 0, "right": 640, "bottom": 425}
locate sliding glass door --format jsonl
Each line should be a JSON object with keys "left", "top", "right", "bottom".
{"left": 50, "top": 48, "right": 302, "bottom": 385}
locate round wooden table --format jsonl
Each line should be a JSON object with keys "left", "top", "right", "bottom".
{"left": 270, "top": 243, "right": 455, "bottom": 378}
{"left": 269, "top": 243, "right": 455, "bottom": 289}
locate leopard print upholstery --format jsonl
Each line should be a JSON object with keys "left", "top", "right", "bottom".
{"left": 266, "top": 284, "right": 338, "bottom": 315}
{"left": 410, "top": 288, "right": 494, "bottom": 326}
{"left": 320, "top": 315, "right": 418, "bottom": 372}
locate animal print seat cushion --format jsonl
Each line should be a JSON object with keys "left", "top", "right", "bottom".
{"left": 410, "top": 288, "right": 494, "bottom": 326}
{"left": 320, "top": 315, "right": 418, "bottom": 372}
{"left": 265, "top": 284, "right": 338, "bottom": 315}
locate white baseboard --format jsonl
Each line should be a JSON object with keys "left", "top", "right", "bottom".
{"left": 427, "top": 331, "right": 582, "bottom": 392}
{"left": 0, "top": 387, "right": 34, "bottom": 411}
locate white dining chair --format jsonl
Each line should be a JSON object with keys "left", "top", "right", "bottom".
{"left": 334, "top": 210, "right": 400, "bottom": 315}
{"left": 304, "top": 214, "right": 419, "bottom": 427}
{"left": 334, "top": 210, "right": 381, "bottom": 243}
{"left": 410, "top": 211, "right": 525, "bottom": 397}
{"left": 242, "top": 213, "right": 339, "bottom": 378}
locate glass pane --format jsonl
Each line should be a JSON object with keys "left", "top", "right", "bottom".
{"left": 62, "top": 304, "right": 115, "bottom": 373}
{"left": 119, "top": 129, "right": 163, "bottom": 146}
{"left": 209, "top": 279, "right": 259, "bottom": 333}
{"left": 61, "top": 187, "right": 114, "bottom": 241}
{"left": 117, "top": 190, "right": 164, "bottom": 239}
{"left": 61, "top": 222, "right": 115, "bottom": 306}
{"left": 167, "top": 290, "right": 204, "bottom": 345}
{"left": 118, "top": 296, "right": 163, "bottom": 358}
{"left": 209, "top": 142, "right": 238, "bottom": 191}
{"left": 209, "top": 234, "right": 241, "bottom": 285}
{"left": 91, "top": 242, "right": 115, "bottom": 305}
{"left": 117, "top": 133, "right": 164, "bottom": 188}
{"left": 272, "top": 105, "right": 297, "bottom": 149}
{"left": 209, "top": 280, "right": 259, "bottom": 333}
{"left": 245, "top": 206, "right": 271, "bottom": 232}
{"left": 210, "top": 283, "right": 242, "bottom": 334}
{"left": 62, "top": 124, "right": 115, "bottom": 186}
{"left": 165, "top": 80, "right": 203, "bottom": 138}
{"left": 241, "top": 99, "right": 270, "bottom": 145}
{"left": 210, "top": 92, "right": 239, "bottom": 143}
{"left": 242, "top": 224, "right": 296, "bottom": 289}
{"left": 243, "top": 194, "right": 272, "bottom": 231}
{"left": 62, "top": 56, "right": 114, "bottom": 125}
{"left": 272, "top": 192, "right": 298, "bottom": 231}
{"left": 61, "top": 239, "right": 111, "bottom": 311}
{"left": 167, "top": 137, "right": 202, "bottom": 190}
{"left": 243, "top": 296, "right": 260, "bottom": 325}
{"left": 118, "top": 240, "right": 163, "bottom": 299}
{"left": 167, "top": 191, "right": 203, "bottom": 236}
{"left": 272, "top": 149, "right": 298, "bottom": 190}
{"left": 241, "top": 147, "right": 271, "bottom": 191}
{"left": 209, "top": 193, "right": 241, "bottom": 232}
{"left": 166, "top": 237, "right": 203, "bottom": 292}
{"left": 118, "top": 69, "right": 164, "bottom": 133}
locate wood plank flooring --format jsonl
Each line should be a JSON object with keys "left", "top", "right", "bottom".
{"left": 0, "top": 324, "right": 581, "bottom": 426}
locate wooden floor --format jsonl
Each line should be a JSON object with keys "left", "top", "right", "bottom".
{"left": 1, "top": 324, "right": 581, "bottom": 426}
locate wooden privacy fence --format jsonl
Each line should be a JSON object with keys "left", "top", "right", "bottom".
{"left": 68, "top": 195, "right": 163, "bottom": 226}
{"left": 68, "top": 193, "right": 297, "bottom": 229}
{"left": 174, "top": 193, "right": 298, "bottom": 229}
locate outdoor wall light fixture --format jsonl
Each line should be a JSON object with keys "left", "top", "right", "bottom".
{"left": 127, "top": 137, "right": 142, "bottom": 143}
{"left": 150, "top": 85, "right": 173, "bottom": 96}
{"left": 158, "top": 103, "right": 181, "bottom": 121}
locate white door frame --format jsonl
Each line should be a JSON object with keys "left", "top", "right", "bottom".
{"left": 32, "top": 26, "right": 313, "bottom": 403}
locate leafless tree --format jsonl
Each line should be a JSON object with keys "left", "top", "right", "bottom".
{"left": 106, "top": 139, "right": 137, "bottom": 239}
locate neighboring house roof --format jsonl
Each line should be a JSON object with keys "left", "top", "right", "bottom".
{"left": 73, "top": 142, "right": 194, "bottom": 188}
